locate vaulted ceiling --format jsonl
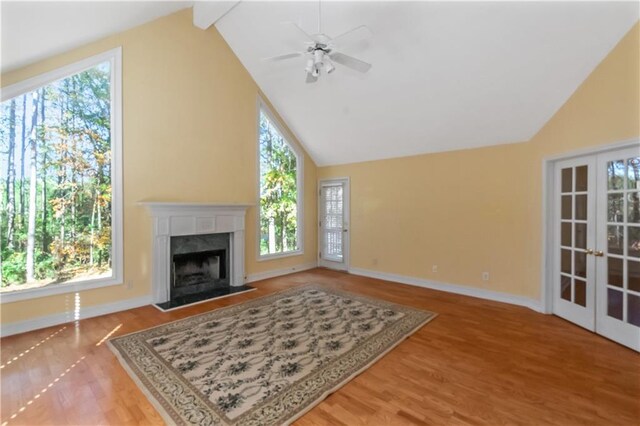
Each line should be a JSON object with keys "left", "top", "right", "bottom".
{"left": 1, "top": 1, "right": 192, "bottom": 73}
{"left": 2, "top": 2, "right": 638, "bottom": 166}
{"left": 215, "top": 1, "right": 638, "bottom": 165}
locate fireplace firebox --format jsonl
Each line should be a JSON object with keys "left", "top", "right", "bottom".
{"left": 172, "top": 249, "right": 227, "bottom": 296}
{"left": 169, "top": 233, "right": 231, "bottom": 302}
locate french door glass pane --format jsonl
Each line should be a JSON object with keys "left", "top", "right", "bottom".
{"left": 608, "top": 193, "right": 624, "bottom": 222}
{"left": 561, "top": 249, "right": 571, "bottom": 274}
{"left": 562, "top": 168, "right": 572, "bottom": 192}
{"left": 607, "top": 257, "right": 623, "bottom": 288}
{"left": 628, "top": 295, "right": 640, "bottom": 327}
{"left": 629, "top": 227, "right": 640, "bottom": 258}
{"left": 575, "top": 223, "right": 587, "bottom": 249}
{"left": 608, "top": 288, "right": 623, "bottom": 320}
{"left": 627, "top": 157, "right": 639, "bottom": 189}
{"left": 575, "top": 252, "right": 587, "bottom": 278}
{"left": 628, "top": 260, "right": 640, "bottom": 292}
{"left": 561, "top": 276, "right": 572, "bottom": 301}
{"left": 561, "top": 223, "right": 572, "bottom": 246}
{"left": 628, "top": 193, "right": 640, "bottom": 223}
{"left": 562, "top": 196, "right": 572, "bottom": 219}
{"left": 608, "top": 225, "right": 624, "bottom": 255}
{"left": 608, "top": 160, "right": 625, "bottom": 190}
{"left": 575, "top": 195, "right": 588, "bottom": 220}
{"left": 576, "top": 166, "right": 588, "bottom": 191}
{"left": 575, "top": 279, "right": 586, "bottom": 307}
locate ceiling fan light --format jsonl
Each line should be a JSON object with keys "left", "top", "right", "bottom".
{"left": 325, "top": 61, "right": 335, "bottom": 74}
{"left": 305, "top": 58, "right": 314, "bottom": 74}
{"left": 313, "top": 49, "right": 324, "bottom": 66}
{"left": 312, "top": 67, "right": 320, "bottom": 77}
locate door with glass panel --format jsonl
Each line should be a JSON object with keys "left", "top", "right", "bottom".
{"left": 554, "top": 146, "right": 640, "bottom": 351}
{"left": 318, "top": 178, "right": 350, "bottom": 271}
{"left": 555, "top": 156, "right": 597, "bottom": 331}
{"left": 595, "top": 147, "right": 640, "bottom": 351}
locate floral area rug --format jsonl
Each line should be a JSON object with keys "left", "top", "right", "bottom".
{"left": 108, "top": 285, "right": 437, "bottom": 425}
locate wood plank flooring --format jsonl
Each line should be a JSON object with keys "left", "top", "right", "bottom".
{"left": 1, "top": 269, "right": 638, "bottom": 425}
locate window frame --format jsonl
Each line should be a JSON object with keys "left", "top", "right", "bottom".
{"left": 0, "top": 47, "right": 123, "bottom": 304}
{"left": 256, "top": 97, "right": 304, "bottom": 261}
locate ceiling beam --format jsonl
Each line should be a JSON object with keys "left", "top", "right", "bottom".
{"left": 193, "top": 1, "right": 240, "bottom": 30}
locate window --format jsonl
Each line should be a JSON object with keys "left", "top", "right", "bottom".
{"left": 258, "top": 101, "right": 303, "bottom": 258}
{"left": 0, "top": 48, "right": 122, "bottom": 302}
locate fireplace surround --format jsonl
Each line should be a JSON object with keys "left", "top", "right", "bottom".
{"left": 141, "top": 202, "right": 252, "bottom": 309}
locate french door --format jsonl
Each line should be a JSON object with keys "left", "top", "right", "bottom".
{"left": 554, "top": 145, "right": 640, "bottom": 351}
{"left": 318, "top": 178, "right": 350, "bottom": 271}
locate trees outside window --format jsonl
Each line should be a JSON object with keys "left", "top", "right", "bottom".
{"left": 258, "top": 106, "right": 302, "bottom": 257}
{"left": 0, "top": 49, "right": 122, "bottom": 299}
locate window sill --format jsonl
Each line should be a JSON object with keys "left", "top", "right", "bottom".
{"left": 257, "top": 250, "right": 304, "bottom": 262}
{"left": 0, "top": 276, "right": 123, "bottom": 304}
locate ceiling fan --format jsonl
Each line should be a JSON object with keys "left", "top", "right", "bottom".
{"left": 263, "top": 1, "right": 372, "bottom": 83}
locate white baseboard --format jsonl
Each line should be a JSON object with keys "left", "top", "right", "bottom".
{"left": 349, "top": 267, "right": 543, "bottom": 313}
{"left": 1, "top": 295, "right": 153, "bottom": 338}
{"left": 245, "top": 262, "right": 318, "bottom": 284}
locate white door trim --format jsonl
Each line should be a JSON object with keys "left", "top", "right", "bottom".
{"left": 542, "top": 138, "right": 640, "bottom": 313}
{"left": 318, "top": 177, "right": 350, "bottom": 271}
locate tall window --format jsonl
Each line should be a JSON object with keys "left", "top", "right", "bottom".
{"left": 258, "top": 103, "right": 303, "bottom": 258}
{"left": 0, "top": 48, "right": 122, "bottom": 301}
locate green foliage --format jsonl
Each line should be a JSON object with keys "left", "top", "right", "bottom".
{"left": 259, "top": 112, "right": 298, "bottom": 255}
{"left": 0, "top": 61, "right": 112, "bottom": 288}
{"left": 2, "top": 250, "right": 26, "bottom": 284}
{"left": 35, "top": 252, "right": 56, "bottom": 280}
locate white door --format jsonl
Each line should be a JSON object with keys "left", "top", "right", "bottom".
{"left": 595, "top": 147, "right": 640, "bottom": 351}
{"left": 554, "top": 156, "right": 597, "bottom": 331}
{"left": 553, "top": 145, "right": 640, "bottom": 351}
{"left": 318, "top": 178, "right": 349, "bottom": 271}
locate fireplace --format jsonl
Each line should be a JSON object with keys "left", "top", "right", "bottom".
{"left": 170, "top": 233, "right": 230, "bottom": 299}
{"left": 141, "top": 202, "right": 255, "bottom": 311}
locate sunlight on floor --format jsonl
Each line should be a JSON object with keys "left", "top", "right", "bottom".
{"left": 1, "top": 356, "right": 86, "bottom": 426}
{"left": 96, "top": 324, "right": 122, "bottom": 346}
{"left": 0, "top": 326, "right": 67, "bottom": 369}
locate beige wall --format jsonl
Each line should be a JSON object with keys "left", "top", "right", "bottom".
{"left": 319, "top": 22, "right": 639, "bottom": 300}
{"left": 1, "top": 9, "right": 317, "bottom": 324}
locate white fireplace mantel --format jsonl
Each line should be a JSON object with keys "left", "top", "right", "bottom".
{"left": 140, "top": 202, "right": 252, "bottom": 304}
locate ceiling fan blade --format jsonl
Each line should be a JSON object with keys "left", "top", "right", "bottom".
{"left": 329, "top": 52, "right": 372, "bottom": 73}
{"left": 283, "top": 21, "right": 316, "bottom": 43}
{"left": 330, "top": 25, "right": 372, "bottom": 47}
{"left": 305, "top": 72, "right": 318, "bottom": 84}
{"left": 263, "top": 52, "right": 303, "bottom": 62}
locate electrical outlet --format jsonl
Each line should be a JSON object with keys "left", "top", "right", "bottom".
{"left": 432, "top": 265, "right": 438, "bottom": 273}
{"left": 126, "top": 280, "right": 133, "bottom": 290}
{"left": 482, "top": 272, "right": 490, "bottom": 281}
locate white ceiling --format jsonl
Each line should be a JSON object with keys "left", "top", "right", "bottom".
{"left": 2, "top": 2, "right": 638, "bottom": 166}
{"left": 216, "top": 1, "right": 639, "bottom": 165}
{"left": 1, "top": 1, "right": 192, "bottom": 73}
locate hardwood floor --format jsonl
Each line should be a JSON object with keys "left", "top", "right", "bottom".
{"left": 1, "top": 269, "right": 638, "bottom": 425}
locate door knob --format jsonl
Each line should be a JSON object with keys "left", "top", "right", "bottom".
{"left": 586, "top": 248, "right": 594, "bottom": 255}
{"left": 594, "top": 250, "right": 604, "bottom": 257}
